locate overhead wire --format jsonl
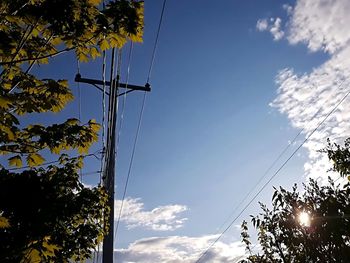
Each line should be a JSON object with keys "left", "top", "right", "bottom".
{"left": 213, "top": 101, "right": 326, "bottom": 239}
{"left": 113, "top": 0, "right": 168, "bottom": 248}
{"left": 147, "top": 0, "right": 167, "bottom": 84}
{"left": 103, "top": 47, "right": 122, "bottom": 197}
{"left": 195, "top": 80, "right": 350, "bottom": 263}
{"left": 116, "top": 42, "right": 134, "bottom": 156}
{"left": 99, "top": 46, "right": 119, "bottom": 262}
{"left": 113, "top": 42, "right": 134, "bottom": 244}
{"left": 102, "top": 47, "right": 117, "bottom": 185}
{"left": 76, "top": 59, "right": 83, "bottom": 182}
{"left": 114, "top": 91, "right": 147, "bottom": 243}
{"left": 100, "top": 49, "right": 107, "bottom": 185}
{"left": 96, "top": 0, "right": 107, "bottom": 255}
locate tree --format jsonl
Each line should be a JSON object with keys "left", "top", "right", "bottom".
{"left": 0, "top": 0, "right": 143, "bottom": 261}
{"left": 240, "top": 139, "right": 350, "bottom": 263}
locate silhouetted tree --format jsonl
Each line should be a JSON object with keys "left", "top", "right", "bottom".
{"left": 241, "top": 139, "right": 350, "bottom": 263}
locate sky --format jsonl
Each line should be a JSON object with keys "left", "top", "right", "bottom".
{"left": 24, "top": 0, "right": 350, "bottom": 262}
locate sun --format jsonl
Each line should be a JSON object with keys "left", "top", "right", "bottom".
{"left": 298, "top": 211, "right": 311, "bottom": 227}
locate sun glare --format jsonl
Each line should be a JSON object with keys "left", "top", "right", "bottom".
{"left": 298, "top": 211, "right": 311, "bottom": 227}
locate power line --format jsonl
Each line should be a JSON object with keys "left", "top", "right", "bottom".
{"left": 215, "top": 129, "right": 303, "bottom": 238}
{"left": 213, "top": 94, "right": 327, "bottom": 239}
{"left": 113, "top": 42, "right": 134, "bottom": 245}
{"left": 96, "top": 0, "right": 107, "bottom": 251}
{"left": 116, "top": 42, "right": 134, "bottom": 157}
{"left": 100, "top": 49, "right": 107, "bottom": 185}
{"left": 147, "top": 0, "right": 167, "bottom": 83}
{"left": 114, "top": 90, "right": 147, "bottom": 243}
{"left": 77, "top": 59, "right": 83, "bottom": 182}
{"left": 114, "top": 0, "right": 167, "bottom": 248}
{"left": 102, "top": 46, "right": 119, "bottom": 262}
{"left": 195, "top": 82, "right": 350, "bottom": 263}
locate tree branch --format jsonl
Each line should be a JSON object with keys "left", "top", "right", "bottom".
{"left": 0, "top": 47, "right": 74, "bottom": 66}
{"left": 8, "top": 34, "right": 54, "bottom": 93}
{"left": 0, "top": 17, "right": 39, "bottom": 77}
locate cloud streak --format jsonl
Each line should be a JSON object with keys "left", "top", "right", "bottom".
{"left": 89, "top": 235, "right": 246, "bottom": 263}
{"left": 115, "top": 198, "right": 188, "bottom": 231}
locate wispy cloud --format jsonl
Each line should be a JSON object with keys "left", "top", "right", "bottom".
{"left": 256, "top": 19, "right": 268, "bottom": 31}
{"left": 89, "top": 235, "right": 246, "bottom": 263}
{"left": 256, "top": 17, "right": 284, "bottom": 41}
{"left": 267, "top": 0, "right": 350, "bottom": 181}
{"left": 270, "top": 17, "right": 284, "bottom": 41}
{"left": 115, "top": 198, "right": 188, "bottom": 231}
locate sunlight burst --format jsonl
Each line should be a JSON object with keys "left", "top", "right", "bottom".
{"left": 298, "top": 211, "right": 311, "bottom": 227}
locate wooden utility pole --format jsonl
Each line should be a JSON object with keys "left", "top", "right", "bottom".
{"left": 75, "top": 48, "right": 150, "bottom": 262}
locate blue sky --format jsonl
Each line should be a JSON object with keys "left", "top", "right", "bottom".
{"left": 26, "top": 0, "right": 350, "bottom": 262}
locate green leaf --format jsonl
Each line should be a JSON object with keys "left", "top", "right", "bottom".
{"left": 77, "top": 52, "right": 89, "bottom": 62}
{"left": 0, "top": 125, "right": 15, "bottom": 140}
{"left": 0, "top": 97, "right": 12, "bottom": 109}
{"left": 8, "top": 155, "right": 22, "bottom": 167}
{"left": 90, "top": 47, "right": 101, "bottom": 59}
{"left": 99, "top": 39, "right": 109, "bottom": 51}
{"left": 42, "top": 236, "right": 61, "bottom": 258}
{"left": 27, "top": 153, "right": 45, "bottom": 167}
{"left": 21, "top": 248, "right": 41, "bottom": 263}
{"left": 88, "top": 0, "right": 101, "bottom": 5}
{"left": 88, "top": 119, "right": 100, "bottom": 132}
{"left": 0, "top": 216, "right": 10, "bottom": 228}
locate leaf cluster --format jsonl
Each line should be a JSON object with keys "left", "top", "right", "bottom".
{"left": 0, "top": 161, "right": 109, "bottom": 261}
{"left": 0, "top": 0, "right": 144, "bottom": 261}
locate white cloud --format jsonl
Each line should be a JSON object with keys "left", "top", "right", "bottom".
{"left": 256, "top": 19, "right": 268, "bottom": 31}
{"left": 270, "top": 17, "right": 284, "bottom": 41}
{"left": 83, "top": 182, "right": 93, "bottom": 189}
{"left": 256, "top": 17, "right": 284, "bottom": 41}
{"left": 115, "top": 198, "right": 188, "bottom": 231}
{"left": 287, "top": 0, "right": 350, "bottom": 53}
{"left": 89, "top": 235, "right": 246, "bottom": 263}
{"left": 282, "top": 4, "right": 293, "bottom": 15}
{"left": 270, "top": 0, "right": 350, "bottom": 182}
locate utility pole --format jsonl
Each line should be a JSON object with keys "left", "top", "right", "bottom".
{"left": 75, "top": 48, "right": 150, "bottom": 263}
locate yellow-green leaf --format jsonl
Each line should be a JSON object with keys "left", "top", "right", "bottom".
{"left": 21, "top": 248, "right": 41, "bottom": 263}
{"left": 0, "top": 125, "right": 15, "bottom": 140}
{"left": 27, "top": 153, "right": 45, "bottom": 167}
{"left": 66, "top": 118, "right": 79, "bottom": 125}
{"left": 58, "top": 79, "right": 68, "bottom": 88}
{"left": 77, "top": 145, "right": 89, "bottom": 155}
{"left": 51, "top": 146, "right": 61, "bottom": 155}
{"left": 0, "top": 97, "right": 12, "bottom": 109}
{"left": 51, "top": 37, "right": 62, "bottom": 45}
{"left": 0, "top": 216, "right": 10, "bottom": 228}
{"left": 42, "top": 236, "right": 60, "bottom": 258}
{"left": 89, "top": 119, "right": 100, "bottom": 132}
{"left": 88, "top": 0, "right": 101, "bottom": 6}
{"left": 109, "top": 33, "right": 126, "bottom": 48}
{"left": 9, "top": 155, "right": 22, "bottom": 167}
{"left": 90, "top": 47, "right": 101, "bottom": 59}
{"left": 77, "top": 51, "right": 89, "bottom": 62}
{"left": 99, "top": 38, "right": 109, "bottom": 51}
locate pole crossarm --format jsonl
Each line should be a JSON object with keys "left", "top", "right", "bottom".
{"left": 74, "top": 73, "right": 151, "bottom": 92}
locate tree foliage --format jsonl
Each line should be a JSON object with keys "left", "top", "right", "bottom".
{"left": 240, "top": 139, "right": 350, "bottom": 263}
{"left": 0, "top": 0, "right": 143, "bottom": 261}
